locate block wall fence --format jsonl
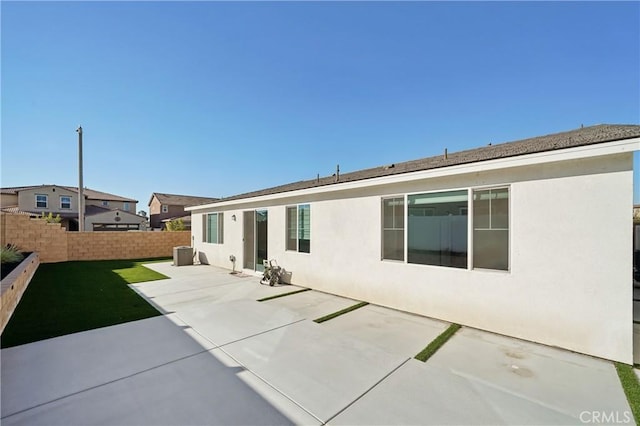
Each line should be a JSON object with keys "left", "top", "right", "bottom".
{"left": 1, "top": 213, "right": 190, "bottom": 263}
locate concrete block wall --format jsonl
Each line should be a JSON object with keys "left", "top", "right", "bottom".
{"left": 1, "top": 214, "right": 68, "bottom": 262}
{"left": 1, "top": 213, "right": 190, "bottom": 262}
{"left": 67, "top": 231, "right": 191, "bottom": 260}
{"left": 1, "top": 252, "right": 40, "bottom": 333}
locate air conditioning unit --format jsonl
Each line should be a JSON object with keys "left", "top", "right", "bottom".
{"left": 173, "top": 246, "right": 193, "bottom": 266}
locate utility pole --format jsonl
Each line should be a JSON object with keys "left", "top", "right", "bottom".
{"left": 76, "top": 126, "right": 84, "bottom": 232}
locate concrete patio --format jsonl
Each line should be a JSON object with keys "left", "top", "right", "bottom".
{"left": 0, "top": 262, "right": 633, "bottom": 425}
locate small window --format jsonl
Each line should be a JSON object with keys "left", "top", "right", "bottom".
{"left": 60, "top": 196, "right": 71, "bottom": 209}
{"left": 123, "top": 202, "right": 130, "bottom": 211}
{"left": 102, "top": 200, "right": 109, "bottom": 207}
{"left": 382, "top": 197, "right": 405, "bottom": 261}
{"left": 36, "top": 194, "right": 48, "bottom": 209}
{"left": 205, "top": 213, "right": 224, "bottom": 244}
{"left": 473, "top": 187, "right": 509, "bottom": 271}
{"left": 162, "top": 205, "right": 168, "bottom": 213}
{"left": 286, "top": 204, "right": 310, "bottom": 253}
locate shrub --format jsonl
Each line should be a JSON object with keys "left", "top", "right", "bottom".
{"left": 40, "top": 212, "right": 62, "bottom": 223}
{"left": 1, "top": 244, "right": 24, "bottom": 264}
{"left": 165, "top": 218, "right": 185, "bottom": 231}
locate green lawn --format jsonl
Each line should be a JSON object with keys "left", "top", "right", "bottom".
{"left": 1, "top": 258, "right": 170, "bottom": 348}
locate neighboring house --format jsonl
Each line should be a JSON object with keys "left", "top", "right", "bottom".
{"left": 0, "top": 185, "right": 146, "bottom": 231}
{"left": 148, "top": 193, "right": 218, "bottom": 230}
{"left": 187, "top": 124, "right": 640, "bottom": 364}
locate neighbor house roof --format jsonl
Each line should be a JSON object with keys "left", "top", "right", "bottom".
{"left": 0, "top": 185, "right": 137, "bottom": 202}
{"left": 204, "top": 124, "right": 640, "bottom": 204}
{"left": 149, "top": 193, "right": 218, "bottom": 207}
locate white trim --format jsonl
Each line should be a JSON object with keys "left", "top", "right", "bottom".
{"left": 187, "top": 138, "right": 639, "bottom": 212}
{"left": 60, "top": 195, "right": 72, "bottom": 210}
{"left": 35, "top": 194, "right": 48, "bottom": 209}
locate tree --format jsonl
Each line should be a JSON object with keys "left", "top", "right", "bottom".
{"left": 165, "top": 218, "right": 186, "bottom": 231}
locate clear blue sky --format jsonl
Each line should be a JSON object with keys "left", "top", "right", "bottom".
{"left": 2, "top": 1, "right": 639, "bottom": 211}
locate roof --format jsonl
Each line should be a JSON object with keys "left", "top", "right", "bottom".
{"left": 207, "top": 124, "right": 640, "bottom": 204}
{"left": 149, "top": 193, "right": 218, "bottom": 207}
{"left": 0, "top": 185, "right": 137, "bottom": 202}
{"left": 0, "top": 206, "right": 37, "bottom": 216}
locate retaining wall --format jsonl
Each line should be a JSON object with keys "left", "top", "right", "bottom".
{"left": 1, "top": 252, "right": 40, "bottom": 334}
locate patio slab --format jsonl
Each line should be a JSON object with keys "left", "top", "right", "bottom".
{"left": 2, "top": 347, "right": 319, "bottom": 426}
{"left": 261, "top": 289, "right": 358, "bottom": 320}
{"left": 427, "top": 326, "right": 631, "bottom": 422}
{"left": 221, "top": 319, "right": 409, "bottom": 423}
{"left": 167, "top": 298, "right": 306, "bottom": 347}
{"left": 320, "top": 304, "right": 450, "bottom": 358}
{"left": 1, "top": 316, "right": 211, "bottom": 418}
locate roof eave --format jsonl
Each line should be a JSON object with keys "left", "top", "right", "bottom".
{"left": 186, "top": 137, "right": 639, "bottom": 212}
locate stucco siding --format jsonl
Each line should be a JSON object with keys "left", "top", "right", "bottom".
{"left": 18, "top": 187, "right": 79, "bottom": 213}
{"left": 191, "top": 152, "right": 634, "bottom": 362}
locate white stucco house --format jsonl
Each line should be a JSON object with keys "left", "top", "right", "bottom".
{"left": 187, "top": 124, "right": 640, "bottom": 363}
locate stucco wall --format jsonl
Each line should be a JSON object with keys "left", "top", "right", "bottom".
{"left": 18, "top": 186, "right": 79, "bottom": 214}
{"left": 1, "top": 213, "right": 189, "bottom": 262}
{"left": 0, "top": 193, "right": 19, "bottom": 208}
{"left": 191, "top": 152, "right": 634, "bottom": 363}
{"left": 86, "top": 199, "right": 137, "bottom": 213}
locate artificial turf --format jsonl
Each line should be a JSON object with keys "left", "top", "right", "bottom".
{"left": 414, "top": 323, "right": 461, "bottom": 362}
{"left": 256, "top": 288, "right": 311, "bottom": 302}
{"left": 615, "top": 362, "right": 640, "bottom": 424}
{"left": 0, "top": 259, "right": 170, "bottom": 348}
{"left": 313, "top": 301, "right": 369, "bottom": 323}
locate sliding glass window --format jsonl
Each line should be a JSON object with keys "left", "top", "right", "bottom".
{"left": 407, "top": 190, "right": 468, "bottom": 268}
{"left": 286, "top": 204, "right": 310, "bottom": 253}
{"left": 205, "top": 212, "right": 224, "bottom": 244}
{"left": 382, "top": 197, "right": 405, "bottom": 261}
{"left": 473, "top": 188, "right": 509, "bottom": 270}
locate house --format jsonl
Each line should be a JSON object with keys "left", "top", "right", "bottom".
{"left": 187, "top": 124, "right": 640, "bottom": 364}
{"left": 0, "top": 185, "right": 147, "bottom": 231}
{"left": 148, "top": 193, "right": 218, "bottom": 230}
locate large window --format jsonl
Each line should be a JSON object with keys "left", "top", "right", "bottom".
{"left": 60, "top": 196, "right": 71, "bottom": 209}
{"left": 35, "top": 194, "right": 48, "bottom": 209}
{"left": 205, "top": 212, "right": 224, "bottom": 244}
{"left": 407, "top": 190, "right": 468, "bottom": 268}
{"left": 382, "top": 197, "right": 404, "bottom": 261}
{"left": 286, "top": 204, "right": 310, "bottom": 253}
{"left": 473, "top": 188, "right": 509, "bottom": 270}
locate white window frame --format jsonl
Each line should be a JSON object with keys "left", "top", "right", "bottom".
{"left": 204, "top": 212, "right": 224, "bottom": 244}
{"left": 161, "top": 205, "right": 168, "bottom": 213}
{"left": 102, "top": 200, "right": 109, "bottom": 207}
{"left": 60, "top": 195, "right": 72, "bottom": 209}
{"left": 35, "top": 194, "right": 48, "bottom": 209}
{"left": 285, "top": 204, "right": 311, "bottom": 253}
{"left": 471, "top": 185, "right": 510, "bottom": 272}
{"left": 123, "top": 202, "right": 130, "bottom": 211}
{"left": 381, "top": 195, "right": 405, "bottom": 262}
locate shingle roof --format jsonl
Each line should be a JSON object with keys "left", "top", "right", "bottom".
{"left": 150, "top": 193, "right": 219, "bottom": 207}
{"left": 211, "top": 124, "right": 640, "bottom": 204}
{"left": 0, "top": 185, "right": 136, "bottom": 202}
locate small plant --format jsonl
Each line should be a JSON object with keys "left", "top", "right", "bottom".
{"left": 165, "top": 218, "right": 185, "bottom": 231}
{"left": 1, "top": 244, "right": 24, "bottom": 264}
{"left": 40, "top": 212, "right": 62, "bottom": 223}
